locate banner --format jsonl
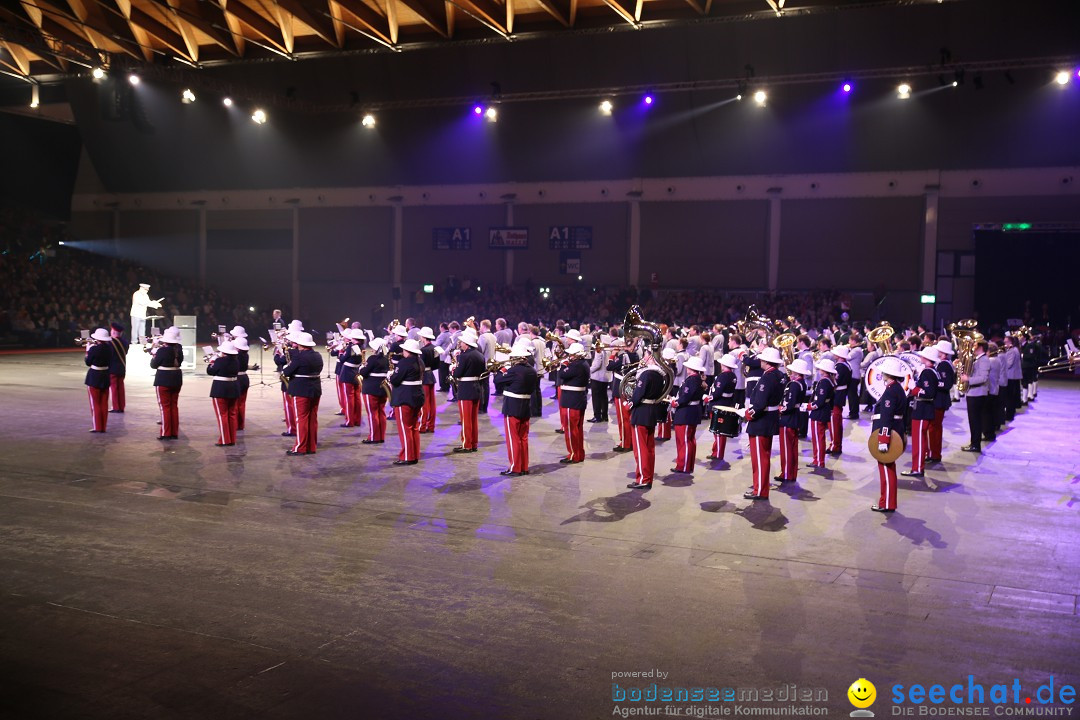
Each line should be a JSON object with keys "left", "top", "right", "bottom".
{"left": 549, "top": 226, "right": 593, "bottom": 250}
{"left": 489, "top": 227, "right": 528, "bottom": 249}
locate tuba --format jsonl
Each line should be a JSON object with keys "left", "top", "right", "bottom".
{"left": 737, "top": 305, "right": 775, "bottom": 346}
{"left": 867, "top": 322, "right": 897, "bottom": 356}
{"left": 772, "top": 332, "right": 797, "bottom": 366}
{"left": 618, "top": 305, "right": 675, "bottom": 403}
{"left": 948, "top": 319, "right": 983, "bottom": 395}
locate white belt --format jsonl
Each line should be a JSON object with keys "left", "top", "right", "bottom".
{"left": 835, "top": 385, "right": 848, "bottom": 391}
{"left": 237, "top": 371, "right": 247, "bottom": 375}
{"left": 715, "top": 406, "right": 737, "bottom": 413}
{"left": 640, "top": 399, "right": 660, "bottom": 404}
{"left": 214, "top": 377, "right": 238, "bottom": 382}
{"left": 720, "top": 392, "right": 733, "bottom": 398}
{"left": 504, "top": 391, "right": 531, "bottom": 399}
{"left": 159, "top": 367, "right": 181, "bottom": 371}
{"left": 401, "top": 380, "right": 422, "bottom": 385}
{"left": 684, "top": 401, "right": 700, "bottom": 405}
{"left": 344, "top": 362, "right": 361, "bottom": 368}
{"left": 761, "top": 405, "right": 780, "bottom": 412}
{"left": 293, "top": 374, "right": 319, "bottom": 378}
{"left": 91, "top": 365, "right": 108, "bottom": 371}
{"left": 746, "top": 377, "right": 759, "bottom": 383}
{"left": 457, "top": 376, "right": 480, "bottom": 382}
{"left": 369, "top": 372, "right": 387, "bottom": 377}
{"left": 561, "top": 385, "right": 586, "bottom": 391}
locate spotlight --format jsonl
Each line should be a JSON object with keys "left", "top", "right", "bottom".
{"left": 484, "top": 106, "right": 497, "bottom": 122}
{"left": 1076, "top": 68, "right": 1080, "bottom": 80}
{"left": 127, "top": 74, "right": 140, "bottom": 86}
{"left": 251, "top": 108, "right": 267, "bottom": 124}
{"left": 1055, "top": 70, "right": 1070, "bottom": 85}
{"left": 181, "top": 88, "right": 196, "bottom": 104}
{"left": 753, "top": 90, "right": 767, "bottom": 106}
{"left": 842, "top": 81, "right": 852, "bottom": 93}
{"left": 58, "top": 241, "right": 65, "bottom": 246}
{"left": 248, "top": 306, "right": 255, "bottom": 312}
{"left": 91, "top": 67, "right": 105, "bottom": 80}
{"left": 952, "top": 81, "right": 958, "bottom": 87}
{"left": 577, "top": 275, "right": 583, "bottom": 281}
{"left": 361, "top": 113, "right": 376, "bottom": 128}
{"left": 599, "top": 99, "right": 613, "bottom": 115}
{"left": 736, "top": 94, "right": 743, "bottom": 101}
{"left": 473, "top": 105, "right": 483, "bottom": 115}
{"left": 898, "top": 83, "right": 911, "bottom": 99}
{"left": 643, "top": 94, "right": 653, "bottom": 105}
{"left": 30, "top": 85, "right": 39, "bottom": 108}
{"left": 223, "top": 97, "right": 233, "bottom": 107}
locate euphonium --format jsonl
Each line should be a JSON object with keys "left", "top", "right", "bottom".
{"left": 947, "top": 319, "right": 982, "bottom": 395}
{"left": 772, "top": 332, "right": 797, "bottom": 366}
{"left": 618, "top": 305, "right": 675, "bottom": 403}
{"left": 867, "top": 322, "right": 897, "bottom": 356}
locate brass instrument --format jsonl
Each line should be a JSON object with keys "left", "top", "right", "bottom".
{"left": 1038, "top": 351, "right": 1079, "bottom": 374}
{"left": 618, "top": 305, "right": 675, "bottom": 403}
{"left": 74, "top": 336, "right": 98, "bottom": 347}
{"left": 464, "top": 315, "right": 477, "bottom": 332}
{"left": 736, "top": 305, "right": 776, "bottom": 346}
{"left": 142, "top": 337, "right": 164, "bottom": 354}
{"left": 867, "top": 322, "right": 898, "bottom": 356}
{"left": 772, "top": 332, "right": 797, "bottom": 366}
{"left": 947, "top": 319, "right": 983, "bottom": 395}
{"left": 540, "top": 355, "right": 562, "bottom": 373}
{"left": 541, "top": 330, "right": 566, "bottom": 358}
{"left": 335, "top": 316, "right": 351, "bottom": 333}
{"left": 590, "top": 337, "right": 621, "bottom": 353}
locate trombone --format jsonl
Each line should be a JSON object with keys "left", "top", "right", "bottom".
{"left": 1038, "top": 351, "right": 1079, "bottom": 374}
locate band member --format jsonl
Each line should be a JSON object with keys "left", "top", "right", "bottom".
{"left": 961, "top": 339, "right": 991, "bottom": 453}
{"left": 452, "top": 329, "right": 485, "bottom": 453}
{"left": 698, "top": 333, "right": 715, "bottom": 390}
{"left": 282, "top": 332, "right": 323, "bottom": 455}
{"left": 845, "top": 333, "right": 864, "bottom": 419}
{"left": 558, "top": 343, "right": 590, "bottom": 464}
{"left": 1020, "top": 334, "right": 1037, "bottom": 404}
{"left": 207, "top": 340, "right": 240, "bottom": 447}
{"left": 627, "top": 352, "right": 667, "bottom": 490}
{"left": 418, "top": 327, "right": 441, "bottom": 433}
{"left": 151, "top": 326, "right": 183, "bottom": 439}
{"left": 608, "top": 339, "right": 634, "bottom": 452}
{"left": 1003, "top": 334, "right": 1022, "bottom": 420}
{"left": 928, "top": 340, "right": 955, "bottom": 462}
{"left": 389, "top": 339, "right": 425, "bottom": 465}
{"left": 742, "top": 347, "right": 785, "bottom": 500}
{"left": 107, "top": 322, "right": 129, "bottom": 412}
{"left": 828, "top": 345, "right": 853, "bottom": 456}
{"left": 435, "top": 322, "right": 454, "bottom": 392}
{"left": 129, "top": 282, "right": 162, "bottom": 344}
{"left": 494, "top": 346, "right": 539, "bottom": 475}
{"left": 84, "top": 328, "right": 112, "bottom": 432}
{"left": 871, "top": 357, "right": 910, "bottom": 512}
{"left": 274, "top": 340, "right": 296, "bottom": 437}
{"left": 337, "top": 329, "right": 366, "bottom": 428}
{"left": 671, "top": 357, "right": 707, "bottom": 473}
{"left": 331, "top": 331, "right": 348, "bottom": 416}
{"left": 588, "top": 335, "right": 612, "bottom": 423}
{"left": 233, "top": 336, "right": 251, "bottom": 431}
{"left": 707, "top": 354, "right": 739, "bottom": 462}
{"left": 655, "top": 347, "right": 677, "bottom": 441}
{"left": 358, "top": 338, "right": 390, "bottom": 444}
{"left": 808, "top": 359, "right": 836, "bottom": 469}
{"left": 477, "top": 319, "right": 498, "bottom": 414}
{"left": 984, "top": 342, "right": 1001, "bottom": 442}
{"left": 776, "top": 358, "right": 810, "bottom": 483}
{"left": 902, "top": 348, "right": 939, "bottom": 478}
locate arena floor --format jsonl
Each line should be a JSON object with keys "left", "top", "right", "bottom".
{"left": 1, "top": 351, "right": 1077, "bottom": 720}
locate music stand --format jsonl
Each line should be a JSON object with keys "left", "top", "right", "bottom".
{"left": 146, "top": 315, "right": 165, "bottom": 335}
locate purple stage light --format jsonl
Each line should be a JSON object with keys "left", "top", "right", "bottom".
{"left": 473, "top": 105, "right": 483, "bottom": 115}
{"left": 842, "top": 82, "right": 852, "bottom": 93}
{"left": 644, "top": 95, "right": 653, "bottom": 105}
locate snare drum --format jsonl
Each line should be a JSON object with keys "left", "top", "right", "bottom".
{"left": 709, "top": 406, "right": 740, "bottom": 438}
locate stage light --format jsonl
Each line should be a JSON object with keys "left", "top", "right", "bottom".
{"left": 361, "top": 113, "right": 376, "bottom": 128}
{"left": 248, "top": 306, "right": 255, "bottom": 312}
{"left": 577, "top": 275, "right": 583, "bottom": 281}
{"left": 477, "top": 286, "right": 482, "bottom": 292}
{"left": 842, "top": 82, "right": 852, "bottom": 93}
{"left": 58, "top": 241, "right": 65, "bottom": 246}
{"left": 599, "top": 99, "right": 613, "bottom": 115}
{"left": 1076, "top": 68, "right": 1080, "bottom": 80}
{"left": 1054, "top": 70, "right": 1070, "bottom": 85}
{"left": 92, "top": 67, "right": 105, "bottom": 80}
{"left": 473, "top": 105, "right": 483, "bottom": 115}
{"left": 736, "top": 94, "right": 743, "bottom": 101}
{"left": 128, "top": 74, "right": 140, "bottom": 86}
{"left": 223, "top": 97, "right": 233, "bottom": 107}
{"left": 484, "top": 106, "right": 497, "bottom": 122}
{"left": 251, "top": 108, "right": 267, "bottom": 124}
{"left": 898, "top": 83, "right": 911, "bottom": 99}
{"left": 30, "top": 85, "right": 39, "bottom": 108}
{"left": 753, "top": 90, "right": 767, "bottom": 106}
{"left": 952, "top": 81, "right": 958, "bottom": 87}
{"left": 643, "top": 94, "right": 653, "bottom": 105}
{"left": 181, "top": 88, "right": 195, "bottom": 104}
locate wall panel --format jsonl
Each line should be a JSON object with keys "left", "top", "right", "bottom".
{"left": 401, "top": 205, "right": 506, "bottom": 289}
{"left": 511, "top": 203, "right": 628, "bottom": 287}
{"left": 205, "top": 209, "right": 292, "bottom": 311}
{"left": 298, "top": 206, "right": 392, "bottom": 282}
{"left": 116, "top": 209, "right": 200, "bottom": 278}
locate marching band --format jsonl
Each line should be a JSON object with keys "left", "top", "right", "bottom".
{"left": 78, "top": 290, "right": 1072, "bottom": 515}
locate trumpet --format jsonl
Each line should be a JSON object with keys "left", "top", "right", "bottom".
{"left": 591, "top": 337, "right": 622, "bottom": 353}
{"left": 142, "top": 337, "right": 164, "bottom": 354}
{"left": 74, "top": 336, "right": 98, "bottom": 347}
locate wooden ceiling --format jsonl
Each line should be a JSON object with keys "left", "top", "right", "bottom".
{"left": 0, "top": 0, "right": 886, "bottom": 79}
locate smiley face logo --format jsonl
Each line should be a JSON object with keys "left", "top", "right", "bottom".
{"left": 848, "top": 678, "right": 877, "bottom": 709}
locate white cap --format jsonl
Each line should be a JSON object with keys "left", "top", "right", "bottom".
{"left": 288, "top": 331, "right": 316, "bottom": 347}
{"left": 567, "top": 342, "right": 585, "bottom": 356}
{"left": 815, "top": 358, "right": 837, "bottom": 374}
{"left": 832, "top": 345, "right": 851, "bottom": 360}
{"left": 718, "top": 353, "right": 738, "bottom": 370}
{"left": 91, "top": 328, "right": 111, "bottom": 342}
{"left": 369, "top": 337, "right": 385, "bottom": 353}
{"left": 510, "top": 345, "right": 532, "bottom": 358}
{"left": 402, "top": 338, "right": 422, "bottom": 354}
{"left": 879, "top": 356, "right": 910, "bottom": 379}
{"left": 786, "top": 358, "right": 812, "bottom": 376}
{"left": 288, "top": 319, "right": 304, "bottom": 332}
{"left": 684, "top": 356, "right": 707, "bottom": 373}
{"left": 662, "top": 347, "right": 677, "bottom": 361}
{"left": 757, "top": 347, "right": 784, "bottom": 365}
{"left": 138, "top": 283, "right": 150, "bottom": 289}
{"left": 229, "top": 325, "right": 247, "bottom": 338}
{"left": 459, "top": 330, "right": 478, "bottom": 347}
{"left": 162, "top": 326, "right": 182, "bottom": 343}
{"left": 419, "top": 326, "right": 436, "bottom": 340}
{"left": 218, "top": 340, "right": 238, "bottom": 355}
{"left": 345, "top": 328, "right": 366, "bottom": 341}
{"left": 935, "top": 340, "right": 955, "bottom": 356}
{"left": 392, "top": 324, "right": 408, "bottom": 338}
{"left": 918, "top": 348, "right": 940, "bottom": 363}
{"left": 233, "top": 337, "right": 249, "bottom": 351}
{"left": 565, "top": 329, "right": 582, "bottom": 341}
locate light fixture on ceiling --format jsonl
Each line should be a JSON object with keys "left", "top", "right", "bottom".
{"left": 181, "top": 88, "right": 195, "bottom": 104}
{"left": 361, "top": 113, "right": 376, "bottom": 128}
{"left": 251, "top": 108, "right": 267, "bottom": 124}
{"left": 898, "top": 83, "right": 912, "bottom": 99}
{"left": 599, "top": 99, "right": 613, "bottom": 115}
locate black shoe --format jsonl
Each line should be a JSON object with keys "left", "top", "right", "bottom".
{"left": 559, "top": 458, "right": 582, "bottom": 464}
{"left": 281, "top": 432, "right": 296, "bottom": 437}
{"left": 772, "top": 475, "right": 790, "bottom": 482}
{"left": 870, "top": 504, "right": 895, "bottom": 513}
{"left": 961, "top": 445, "right": 981, "bottom": 453}
{"left": 826, "top": 450, "right": 842, "bottom": 457}
{"left": 587, "top": 418, "right": 599, "bottom": 423}
{"left": 108, "top": 409, "right": 124, "bottom": 414}
{"left": 847, "top": 414, "right": 859, "bottom": 420}
{"left": 286, "top": 450, "right": 305, "bottom": 455}
{"left": 157, "top": 435, "right": 168, "bottom": 441}
{"left": 554, "top": 429, "right": 564, "bottom": 434}
{"left": 500, "top": 471, "right": 523, "bottom": 477}
{"left": 612, "top": 446, "right": 632, "bottom": 453}
{"left": 743, "top": 491, "right": 767, "bottom": 500}
{"left": 925, "top": 456, "right": 942, "bottom": 463}
{"left": 900, "top": 470, "right": 924, "bottom": 478}
{"left": 361, "top": 439, "right": 381, "bottom": 444}
{"left": 452, "top": 447, "right": 477, "bottom": 454}
{"left": 393, "top": 459, "right": 418, "bottom": 465}
{"left": 627, "top": 482, "right": 652, "bottom": 490}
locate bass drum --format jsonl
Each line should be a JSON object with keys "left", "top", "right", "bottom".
{"left": 709, "top": 406, "right": 741, "bottom": 438}
{"left": 865, "top": 355, "right": 916, "bottom": 401}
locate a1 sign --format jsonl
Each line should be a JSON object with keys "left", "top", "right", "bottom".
{"left": 549, "top": 226, "right": 593, "bottom": 250}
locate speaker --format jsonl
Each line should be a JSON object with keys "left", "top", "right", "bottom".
{"left": 173, "top": 315, "right": 198, "bottom": 371}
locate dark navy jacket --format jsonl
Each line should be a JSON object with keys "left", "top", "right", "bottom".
{"left": 358, "top": 353, "right": 390, "bottom": 396}
{"left": 911, "top": 366, "right": 938, "bottom": 421}
{"left": 833, "top": 360, "right": 852, "bottom": 400}
{"left": 84, "top": 343, "right": 111, "bottom": 389}
{"left": 708, "top": 370, "right": 736, "bottom": 410}
{"left": 452, "top": 348, "right": 486, "bottom": 401}
{"left": 337, "top": 343, "right": 365, "bottom": 385}
{"left": 420, "top": 345, "right": 438, "bottom": 386}
{"left": 207, "top": 354, "right": 240, "bottom": 399}
{"left": 557, "top": 358, "right": 590, "bottom": 411}
{"left": 630, "top": 366, "right": 667, "bottom": 427}
{"left": 389, "top": 354, "right": 424, "bottom": 408}
{"left": 872, "top": 380, "right": 908, "bottom": 437}
{"left": 108, "top": 337, "right": 129, "bottom": 377}
{"left": 779, "top": 377, "right": 806, "bottom": 429}
{"left": 746, "top": 366, "right": 783, "bottom": 437}
{"left": 809, "top": 377, "right": 834, "bottom": 423}
{"left": 933, "top": 361, "right": 955, "bottom": 410}
{"left": 150, "top": 344, "right": 184, "bottom": 388}
{"left": 494, "top": 363, "right": 538, "bottom": 420}
{"left": 283, "top": 348, "right": 323, "bottom": 399}
{"left": 672, "top": 373, "right": 705, "bottom": 426}
{"left": 236, "top": 349, "right": 250, "bottom": 393}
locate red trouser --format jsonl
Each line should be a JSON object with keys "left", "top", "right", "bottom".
{"left": 363, "top": 393, "right": 387, "bottom": 441}
{"left": 458, "top": 399, "right": 479, "bottom": 449}
{"left": 281, "top": 391, "right": 297, "bottom": 434}
{"left": 156, "top": 386, "right": 180, "bottom": 437}
{"left": 748, "top": 434, "right": 773, "bottom": 497}
{"left": 236, "top": 389, "right": 248, "bottom": 430}
{"left": 395, "top": 404, "right": 421, "bottom": 461}
{"left": 504, "top": 415, "right": 530, "bottom": 473}
{"left": 342, "top": 382, "right": 363, "bottom": 427}
{"left": 811, "top": 420, "right": 828, "bottom": 465}
{"left": 711, "top": 433, "right": 728, "bottom": 460}
{"left": 656, "top": 416, "right": 672, "bottom": 440}
{"left": 829, "top": 406, "right": 844, "bottom": 453}
{"left": 335, "top": 376, "right": 346, "bottom": 412}
{"left": 212, "top": 397, "right": 238, "bottom": 445}
{"left": 778, "top": 426, "right": 799, "bottom": 481}
{"left": 674, "top": 423, "right": 698, "bottom": 472}
{"left": 928, "top": 409, "right": 945, "bottom": 458}
{"left": 109, "top": 374, "right": 125, "bottom": 411}
{"left": 290, "top": 395, "right": 319, "bottom": 453}
{"left": 419, "top": 384, "right": 436, "bottom": 432}
{"left": 615, "top": 399, "right": 632, "bottom": 449}
{"left": 877, "top": 461, "right": 898, "bottom": 509}
{"left": 631, "top": 424, "right": 656, "bottom": 485}
{"left": 87, "top": 385, "right": 109, "bottom": 431}
{"left": 560, "top": 406, "right": 585, "bottom": 461}
{"left": 910, "top": 418, "right": 930, "bottom": 473}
